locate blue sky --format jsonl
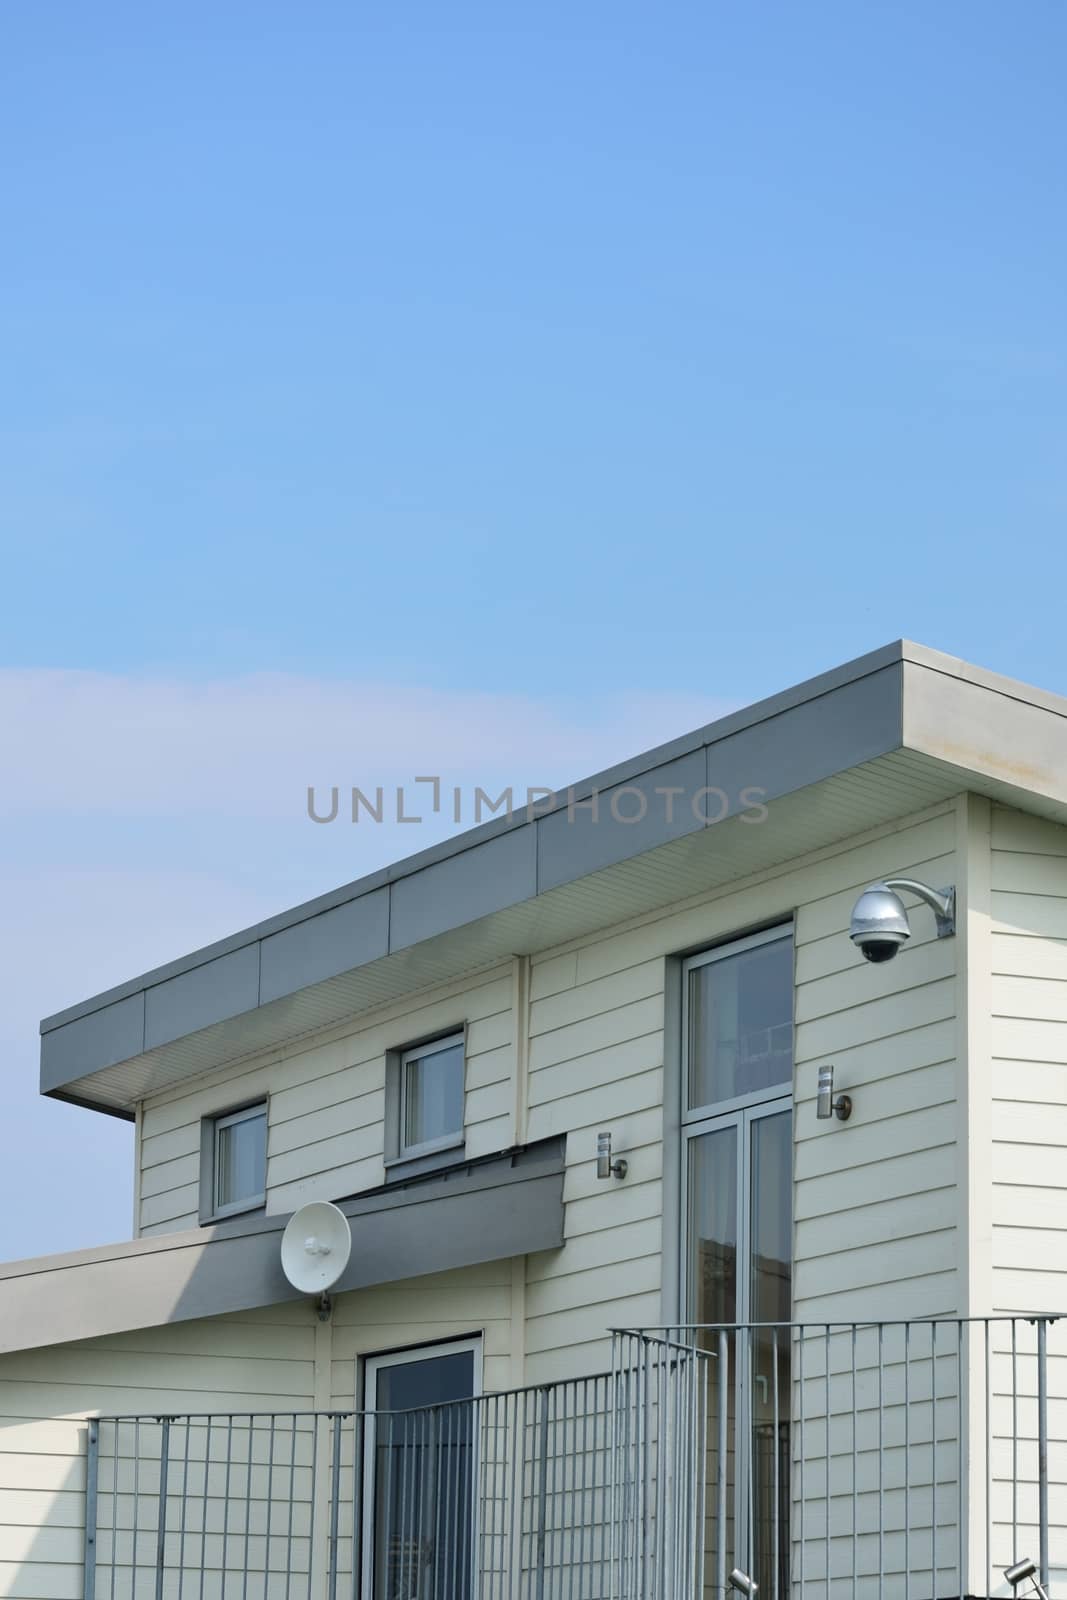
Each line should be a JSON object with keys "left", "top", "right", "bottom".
{"left": 1, "top": 2, "right": 1064, "bottom": 1258}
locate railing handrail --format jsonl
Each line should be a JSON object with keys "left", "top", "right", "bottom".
{"left": 617, "top": 1312, "right": 1064, "bottom": 1332}
{"left": 91, "top": 1368, "right": 626, "bottom": 1425}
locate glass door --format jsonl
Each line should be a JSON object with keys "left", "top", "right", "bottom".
{"left": 683, "top": 925, "right": 794, "bottom": 1597}
{"left": 362, "top": 1338, "right": 481, "bottom": 1600}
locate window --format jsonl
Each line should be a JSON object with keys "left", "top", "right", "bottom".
{"left": 399, "top": 1032, "right": 465, "bottom": 1157}
{"left": 204, "top": 1102, "right": 267, "bottom": 1220}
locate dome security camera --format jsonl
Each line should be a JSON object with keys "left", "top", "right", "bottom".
{"left": 849, "top": 878, "right": 956, "bottom": 964}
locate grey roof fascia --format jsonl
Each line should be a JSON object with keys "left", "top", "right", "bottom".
{"left": 38, "top": 640, "right": 1067, "bottom": 1112}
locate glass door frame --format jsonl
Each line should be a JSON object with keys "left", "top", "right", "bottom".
{"left": 680, "top": 923, "right": 794, "bottom": 1585}
{"left": 360, "top": 1336, "right": 483, "bottom": 1600}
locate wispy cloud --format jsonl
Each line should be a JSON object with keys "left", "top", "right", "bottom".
{"left": 0, "top": 667, "right": 730, "bottom": 1260}
{"left": 1, "top": 668, "right": 729, "bottom": 819}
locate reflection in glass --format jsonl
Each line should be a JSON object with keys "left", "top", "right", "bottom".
{"left": 688, "top": 1126, "right": 738, "bottom": 1325}
{"left": 215, "top": 1111, "right": 266, "bottom": 1209}
{"left": 372, "top": 1351, "right": 475, "bottom": 1600}
{"left": 688, "top": 936, "right": 793, "bottom": 1111}
{"left": 404, "top": 1040, "right": 465, "bottom": 1149}
{"left": 689, "top": 1126, "right": 738, "bottom": 1584}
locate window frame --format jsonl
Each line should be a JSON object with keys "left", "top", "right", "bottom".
{"left": 199, "top": 1099, "right": 268, "bottom": 1224}
{"left": 360, "top": 1335, "right": 483, "bottom": 1600}
{"left": 384, "top": 1028, "right": 467, "bottom": 1178}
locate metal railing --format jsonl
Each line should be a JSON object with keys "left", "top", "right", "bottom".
{"left": 634, "top": 1317, "right": 1063, "bottom": 1600}
{"left": 83, "top": 1318, "right": 1063, "bottom": 1600}
{"left": 83, "top": 1337, "right": 706, "bottom": 1600}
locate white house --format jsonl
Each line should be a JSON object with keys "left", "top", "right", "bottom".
{"left": 2, "top": 639, "right": 1067, "bottom": 1600}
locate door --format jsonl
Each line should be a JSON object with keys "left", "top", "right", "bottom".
{"left": 362, "top": 1338, "right": 482, "bottom": 1600}
{"left": 683, "top": 926, "right": 794, "bottom": 1597}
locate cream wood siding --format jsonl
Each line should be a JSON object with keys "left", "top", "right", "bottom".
{"left": 989, "top": 804, "right": 1067, "bottom": 1311}
{"left": 137, "top": 968, "right": 514, "bottom": 1235}
{"left": 0, "top": 1265, "right": 517, "bottom": 1600}
{"left": 523, "top": 803, "right": 963, "bottom": 1382}
{"left": 0, "top": 1302, "right": 315, "bottom": 1600}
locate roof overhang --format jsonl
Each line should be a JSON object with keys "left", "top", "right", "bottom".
{"left": 0, "top": 1139, "right": 564, "bottom": 1355}
{"left": 40, "top": 641, "right": 1067, "bottom": 1116}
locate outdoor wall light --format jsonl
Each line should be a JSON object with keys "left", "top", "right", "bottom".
{"left": 1005, "top": 1558, "right": 1049, "bottom": 1600}
{"left": 728, "top": 1570, "right": 758, "bottom": 1597}
{"left": 816, "top": 1063, "right": 852, "bottom": 1122}
{"left": 596, "top": 1131, "right": 628, "bottom": 1180}
{"left": 849, "top": 877, "right": 956, "bottom": 964}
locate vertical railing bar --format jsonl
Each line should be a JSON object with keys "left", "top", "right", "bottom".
{"left": 417, "top": 1406, "right": 428, "bottom": 1600}
{"left": 676, "top": 1348, "right": 686, "bottom": 1599}
{"left": 199, "top": 1416, "right": 212, "bottom": 1600}
{"left": 176, "top": 1418, "right": 191, "bottom": 1600}
{"left": 262, "top": 1417, "right": 276, "bottom": 1600}
{"left": 851, "top": 1325, "right": 857, "bottom": 1600}
{"left": 883, "top": 1324, "right": 889, "bottom": 1600}
{"left": 904, "top": 1323, "right": 911, "bottom": 1600}
{"left": 304, "top": 1417, "right": 317, "bottom": 1600}
{"left": 984, "top": 1321, "right": 991, "bottom": 1600}
{"left": 650, "top": 1348, "right": 661, "bottom": 1599}
{"left": 607, "top": 1352, "right": 616, "bottom": 1600}
{"left": 431, "top": 1405, "right": 443, "bottom": 1600}
{"left": 718, "top": 1330, "right": 728, "bottom": 1600}
{"left": 553, "top": 1384, "right": 564, "bottom": 1598}
{"left": 156, "top": 1417, "right": 171, "bottom": 1600}
{"left": 85, "top": 1418, "right": 100, "bottom": 1600}
{"left": 956, "top": 1324, "right": 963, "bottom": 1600}
{"left": 133, "top": 1419, "right": 142, "bottom": 1600}
{"left": 607, "top": 1351, "right": 614, "bottom": 1600}
{"left": 621, "top": 1347, "right": 633, "bottom": 1600}
{"left": 771, "top": 1329, "right": 780, "bottom": 1600}
{"left": 327, "top": 1414, "right": 342, "bottom": 1600}
{"left": 441, "top": 1404, "right": 452, "bottom": 1600}
{"left": 684, "top": 1351, "right": 695, "bottom": 1600}
{"left": 1011, "top": 1318, "right": 1019, "bottom": 1571}
{"left": 242, "top": 1420, "right": 253, "bottom": 1600}
{"left": 379, "top": 1413, "right": 394, "bottom": 1600}
{"left": 534, "top": 1385, "right": 550, "bottom": 1600}
{"left": 660, "top": 1344, "right": 670, "bottom": 1597}
{"left": 445, "top": 1402, "right": 459, "bottom": 1600}
{"left": 697, "top": 1356, "right": 703, "bottom": 1600}
{"left": 398, "top": 1405, "right": 412, "bottom": 1600}
{"left": 487, "top": 1395, "right": 498, "bottom": 1600}
{"left": 222, "top": 1418, "right": 234, "bottom": 1600}
{"left": 930, "top": 1322, "right": 939, "bottom": 1598}
{"left": 572, "top": 1379, "right": 586, "bottom": 1600}
{"left": 109, "top": 1420, "right": 119, "bottom": 1600}
{"left": 825, "top": 1326, "right": 831, "bottom": 1600}
{"left": 585, "top": 1376, "right": 591, "bottom": 1600}
{"left": 509, "top": 1391, "right": 523, "bottom": 1600}
{"left": 641, "top": 1341, "right": 651, "bottom": 1600}
{"left": 285, "top": 1416, "right": 298, "bottom": 1600}
{"left": 676, "top": 1352, "right": 687, "bottom": 1600}
{"left": 799, "top": 1330, "right": 806, "bottom": 1600}
{"left": 443, "top": 1402, "right": 456, "bottom": 1600}
{"left": 663, "top": 1351, "right": 673, "bottom": 1600}
{"left": 1037, "top": 1317, "right": 1050, "bottom": 1594}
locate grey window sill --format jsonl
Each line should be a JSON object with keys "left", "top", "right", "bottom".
{"left": 200, "top": 1196, "right": 267, "bottom": 1227}
{"left": 384, "top": 1142, "right": 467, "bottom": 1182}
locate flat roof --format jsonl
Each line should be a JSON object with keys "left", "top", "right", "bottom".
{"left": 40, "top": 640, "right": 1067, "bottom": 1114}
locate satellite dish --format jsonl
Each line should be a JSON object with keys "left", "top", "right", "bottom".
{"left": 281, "top": 1201, "right": 352, "bottom": 1296}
